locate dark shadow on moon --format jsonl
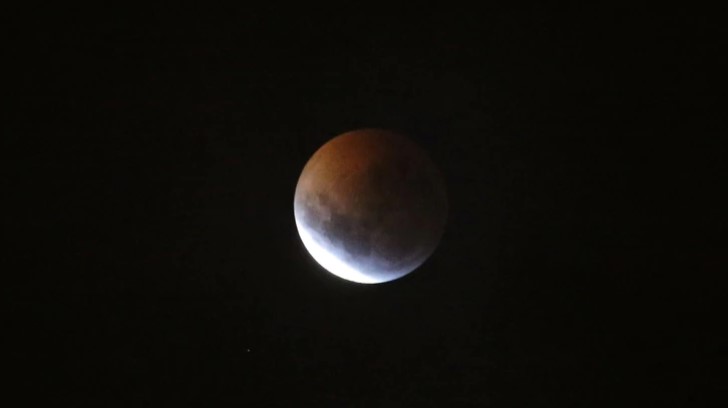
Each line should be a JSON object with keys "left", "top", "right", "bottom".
{"left": 295, "top": 166, "right": 445, "bottom": 281}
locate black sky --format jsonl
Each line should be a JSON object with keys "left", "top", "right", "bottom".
{"left": 5, "top": 5, "right": 723, "bottom": 406}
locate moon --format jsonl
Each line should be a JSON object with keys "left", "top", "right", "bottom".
{"left": 294, "top": 129, "right": 448, "bottom": 284}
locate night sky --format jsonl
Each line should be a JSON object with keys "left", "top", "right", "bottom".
{"left": 6, "top": 6, "right": 722, "bottom": 406}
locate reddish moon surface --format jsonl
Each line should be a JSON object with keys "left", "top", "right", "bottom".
{"left": 294, "top": 129, "right": 448, "bottom": 284}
